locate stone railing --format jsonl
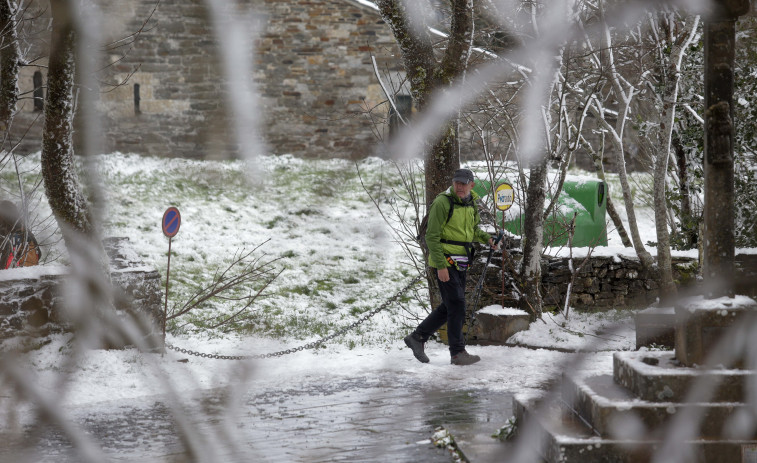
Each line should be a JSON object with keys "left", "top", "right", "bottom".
{"left": 466, "top": 248, "right": 756, "bottom": 344}
{"left": 0, "top": 237, "right": 162, "bottom": 343}
{"left": 472, "top": 248, "right": 757, "bottom": 313}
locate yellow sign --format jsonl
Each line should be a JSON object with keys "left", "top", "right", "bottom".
{"left": 495, "top": 183, "right": 514, "bottom": 211}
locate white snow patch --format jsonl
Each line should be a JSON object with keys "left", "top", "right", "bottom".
{"left": 478, "top": 305, "right": 529, "bottom": 316}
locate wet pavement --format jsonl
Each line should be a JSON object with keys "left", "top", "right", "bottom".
{"left": 0, "top": 376, "right": 515, "bottom": 462}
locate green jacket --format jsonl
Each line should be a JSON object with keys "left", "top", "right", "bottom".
{"left": 426, "top": 187, "right": 491, "bottom": 269}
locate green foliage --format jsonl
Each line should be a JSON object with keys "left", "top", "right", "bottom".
{"left": 732, "top": 21, "right": 757, "bottom": 246}
{"left": 492, "top": 416, "right": 518, "bottom": 441}
{"left": 670, "top": 18, "right": 757, "bottom": 248}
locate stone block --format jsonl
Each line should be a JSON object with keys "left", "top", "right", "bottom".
{"left": 26, "top": 306, "right": 49, "bottom": 328}
{"left": 8, "top": 316, "right": 22, "bottom": 330}
{"left": 20, "top": 295, "right": 44, "bottom": 312}
{"left": 0, "top": 237, "right": 162, "bottom": 343}
{"left": 0, "top": 301, "right": 16, "bottom": 316}
{"left": 17, "top": 286, "right": 36, "bottom": 298}
{"left": 468, "top": 308, "right": 530, "bottom": 344}
{"left": 675, "top": 296, "right": 757, "bottom": 367}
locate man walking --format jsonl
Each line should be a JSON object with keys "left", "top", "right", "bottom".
{"left": 405, "top": 169, "right": 496, "bottom": 365}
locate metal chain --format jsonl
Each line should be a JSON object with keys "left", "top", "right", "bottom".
{"left": 165, "top": 274, "right": 424, "bottom": 360}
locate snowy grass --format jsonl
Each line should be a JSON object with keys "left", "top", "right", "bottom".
{"left": 5, "top": 152, "right": 655, "bottom": 353}
{"left": 96, "top": 153, "right": 418, "bottom": 346}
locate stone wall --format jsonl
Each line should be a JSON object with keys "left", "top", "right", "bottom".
{"left": 10, "top": 0, "right": 405, "bottom": 160}
{"left": 539, "top": 254, "right": 699, "bottom": 310}
{"left": 251, "top": 0, "right": 402, "bottom": 159}
{"left": 472, "top": 250, "right": 757, "bottom": 313}
{"left": 0, "top": 238, "right": 162, "bottom": 343}
{"left": 1, "top": 1, "right": 687, "bottom": 167}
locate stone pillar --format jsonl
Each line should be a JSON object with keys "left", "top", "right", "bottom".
{"left": 674, "top": 1, "right": 753, "bottom": 366}
{"left": 702, "top": 0, "right": 749, "bottom": 297}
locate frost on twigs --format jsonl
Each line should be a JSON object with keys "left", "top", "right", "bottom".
{"left": 167, "top": 243, "right": 284, "bottom": 332}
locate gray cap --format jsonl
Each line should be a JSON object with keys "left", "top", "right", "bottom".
{"left": 452, "top": 168, "right": 474, "bottom": 184}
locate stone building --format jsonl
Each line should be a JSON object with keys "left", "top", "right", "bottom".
{"left": 10, "top": 0, "right": 406, "bottom": 160}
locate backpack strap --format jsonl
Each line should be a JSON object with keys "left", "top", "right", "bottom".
{"left": 443, "top": 193, "right": 478, "bottom": 224}
{"left": 444, "top": 195, "right": 455, "bottom": 224}
{"left": 440, "top": 195, "right": 478, "bottom": 263}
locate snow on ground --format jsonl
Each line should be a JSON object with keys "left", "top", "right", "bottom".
{"left": 8, "top": 331, "right": 618, "bottom": 410}
{"left": 0, "top": 153, "right": 668, "bottom": 429}
{"left": 508, "top": 309, "right": 636, "bottom": 351}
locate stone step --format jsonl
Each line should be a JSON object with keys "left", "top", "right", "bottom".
{"left": 565, "top": 373, "right": 751, "bottom": 439}
{"left": 513, "top": 393, "right": 613, "bottom": 463}
{"left": 514, "top": 393, "right": 757, "bottom": 463}
{"left": 614, "top": 351, "right": 754, "bottom": 403}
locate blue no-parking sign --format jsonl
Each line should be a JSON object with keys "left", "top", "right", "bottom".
{"left": 161, "top": 206, "right": 181, "bottom": 347}
{"left": 162, "top": 207, "right": 181, "bottom": 238}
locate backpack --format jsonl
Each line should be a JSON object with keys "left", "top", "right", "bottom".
{"left": 416, "top": 194, "right": 477, "bottom": 247}
{"left": 2, "top": 231, "right": 40, "bottom": 269}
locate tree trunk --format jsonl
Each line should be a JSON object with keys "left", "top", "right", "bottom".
{"left": 376, "top": 0, "right": 473, "bottom": 310}
{"left": 605, "top": 195, "right": 632, "bottom": 247}
{"left": 596, "top": 6, "right": 653, "bottom": 268}
{"left": 674, "top": 135, "right": 696, "bottom": 248}
{"left": 586, "top": 79, "right": 652, "bottom": 265}
{"left": 520, "top": 152, "right": 547, "bottom": 319}
{"left": 610, "top": 128, "right": 653, "bottom": 267}
{"left": 582, "top": 139, "right": 633, "bottom": 248}
{"left": 425, "top": 124, "right": 460, "bottom": 205}
{"left": 41, "top": 0, "right": 99, "bottom": 249}
{"left": 0, "top": 0, "right": 19, "bottom": 135}
{"left": 376, "top": 0, "right": 474, "bottom": 208}
{"left": 654, "top": 111, "right": 676, "bottom": 301}
{"left": 653, "top": 14, "right": 698, "bottom": 302}
{"left": 583, "top": 116, "right": 642, "bottom": 256}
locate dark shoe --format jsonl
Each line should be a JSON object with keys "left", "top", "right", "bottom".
{"left": 404, "top": 333, "right": 429, "bottom": 363}
{"left": 451, "top": 350, "right": 480, "bottom": 366}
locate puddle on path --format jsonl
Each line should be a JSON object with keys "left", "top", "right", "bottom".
{"left": 0, "top": 377, "right": 513, "bottom": 462}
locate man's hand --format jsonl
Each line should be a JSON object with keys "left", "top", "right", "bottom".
{"left": 437, "top": 267, "right": 450, "bottom": 282}
{"left": 488, "top": 238, "right": 499, "bottom": 250}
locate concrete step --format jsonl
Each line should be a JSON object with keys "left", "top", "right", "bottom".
{"left": 514, "top": 393, "right": 658, "bottom": 463}
{"left": 565, "top": 373, "right": 752, "bottom": 439}
{"left": 514, "top": 393, "right": 757, "bottom": 463}
{"left": 613, "top": 351, "right": 754, "bottom": 403}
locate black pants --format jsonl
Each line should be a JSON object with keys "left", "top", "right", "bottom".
{"left": 415, "top": 267, "right": 467, "bottom": 356}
